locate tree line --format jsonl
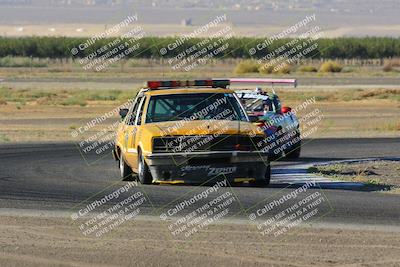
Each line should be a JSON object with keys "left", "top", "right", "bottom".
{"left": 0, "top": 36, "right": 399, "bottom": 59}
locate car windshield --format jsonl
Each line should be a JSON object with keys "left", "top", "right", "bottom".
{"left": 145, "top": 93, "right": 247, "bottom": 123}
{"left": 240, "top": 95, "right": 280, "bottom": 113}
{"left": 243, "top": 98, "right": 273, "bottom": 112}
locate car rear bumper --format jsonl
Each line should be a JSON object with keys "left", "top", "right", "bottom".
{"left": 261, "top": 129, "right": 301, "bottom": 158}
{"left": 145, "top": 151, "right": 269, "bottom": 184}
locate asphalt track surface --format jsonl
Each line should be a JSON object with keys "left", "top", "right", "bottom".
{"left": 0, "top": 138, "right": 399, "bottom": 227}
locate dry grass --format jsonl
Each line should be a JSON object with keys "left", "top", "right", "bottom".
{"left": 1, "top": 86, "right": 398, "bottom": 108}
{"left": 234, "top": 60, "right": 351, "bottom": 75}
{"left": 1, "top": 58, "right": 400, "bottom": 82}
{"left": 0, "top": 62, "right": 399, "bottom": 144}
{"left": 309, "top": 161, "right": 400, "bottom": 193}
{"left": 319, "top": 61, "right": 343, "bottom": 73}
{"left": 234, "top": 60, "right": 260, "bottom": 74}
{"left": 372, "top": 122, "right": 400, "bottom": 132}
{"left": 234, "top": 60, "right": 293, "bottom": 75}
{"left": 0, "top": 88, "right": 399, "bottom": 143}
{"left": 298, "top": 65, "right": 318, "bottom": 72}
{"left": 277, "top": 88, "right": 400, "bottom": 102}
{"left": 0, "top": 86, "right": 138, "bottom": 106}
{"left": 257, "top": 63, "right": 274, "bottom": 74}
{"left": 382, "top": 58, "right": 400, "bottom": 72}
{"left": 0, "top": 56, "right": 47, "bottom": 68}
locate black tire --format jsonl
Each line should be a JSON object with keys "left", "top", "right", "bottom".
{"left": 265, "top": 163, "right": 271, "bottom": 185}
{"left": 269, "top": 152, "right": 283, "bottom": 161}
{"left": 119, "top": 153, "right": 133, "bottom": 181}
{"left": 254, "top": 164, "right": 271, "bottom": 187}
{"left": 285, "top": 132, "right": 301, "bottom": 159}
{"left": 138, "top": 151, "right": 153, "bottom": 184}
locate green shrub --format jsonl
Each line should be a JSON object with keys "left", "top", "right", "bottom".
{"left": 319, "top": 61, "right": 343, "bottom": 73}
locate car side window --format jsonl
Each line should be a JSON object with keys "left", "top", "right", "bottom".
{"left": 135, "top": 97, "right": 146, "bottom": 125}
{"left": 126, "top": 96, "right": 142, "bottom": 125}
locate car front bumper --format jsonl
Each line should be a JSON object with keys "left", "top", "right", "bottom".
{"left": 145, "top": 151, "right": 269, "bottom": 184}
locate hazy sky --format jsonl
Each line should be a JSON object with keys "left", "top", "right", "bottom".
{"left": 0, "top": 0, "right": 399, "bottom": 37}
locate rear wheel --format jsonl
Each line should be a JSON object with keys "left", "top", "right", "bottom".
{"left": 286, "top": 145, "right": 301, "bottom": 159}
{"left": 285, "top": 131, "right": 301, "bottom": 159}
{"left": 138, "top": 151, "right": 153, "bottom": 184}
{"left": 119, "top": 153, "right": 133, "bottom": 181}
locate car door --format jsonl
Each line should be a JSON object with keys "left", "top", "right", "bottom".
{"left": 116, "top": 98, "right": 138, "bottom": 153}
{"left": 124, "top": 96, "right": 146, "bottom": 170}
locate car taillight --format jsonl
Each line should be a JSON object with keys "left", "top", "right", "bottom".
{"left": 255, "top": 122, "right": 269, "bottom": 132}
{"left": 281, "top": 106, "right": 292, "bottom": 113}
{"left": 235, "top": 144, "right": 243, "bottom": 151}
{"left": 255, "top": 121, "right": 266, "bottom": 128}
{"left": 235, "top": 143, "right": 251, "bottom": 151}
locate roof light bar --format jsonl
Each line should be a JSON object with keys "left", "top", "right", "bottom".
{"left": 145, "top": 79, "right": 230, "bottom": 89}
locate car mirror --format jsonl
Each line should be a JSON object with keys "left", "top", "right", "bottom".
{"left": 119, "top": 108, "right": 129, "bottom": 119}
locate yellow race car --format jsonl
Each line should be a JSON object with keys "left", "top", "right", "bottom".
{"left": 112, "top": 79, "right": 270, "bottom": 186}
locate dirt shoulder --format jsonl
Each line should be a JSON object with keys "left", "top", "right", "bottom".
{"left": 309, "top": 160, "right": 400, "bottom": 193}
{"left": 1, "top": 215, "right": 400, "bottom": 267}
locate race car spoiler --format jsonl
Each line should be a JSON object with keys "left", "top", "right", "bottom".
{"left": 228, "top": 78, "right": 297, "bottom": 87}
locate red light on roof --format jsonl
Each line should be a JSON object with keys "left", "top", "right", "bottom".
{"left": 147, "top": 81, "right": 161, "bottom": 89}
{"left": 170, "top": 81, "right": 179, "bottom": 87}
{"left": 145, "top": 79, "right": 230, "bottom": 89}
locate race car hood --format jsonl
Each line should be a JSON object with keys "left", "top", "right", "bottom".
{"left": 144, "top": 120, "right": 264, "bottom": 137}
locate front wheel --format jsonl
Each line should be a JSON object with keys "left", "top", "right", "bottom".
{"left": 138, "top": 151, "right": 153, "bottom": 184}
{"left": 119, "top": 153, "right": 133, "bottom": 181}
